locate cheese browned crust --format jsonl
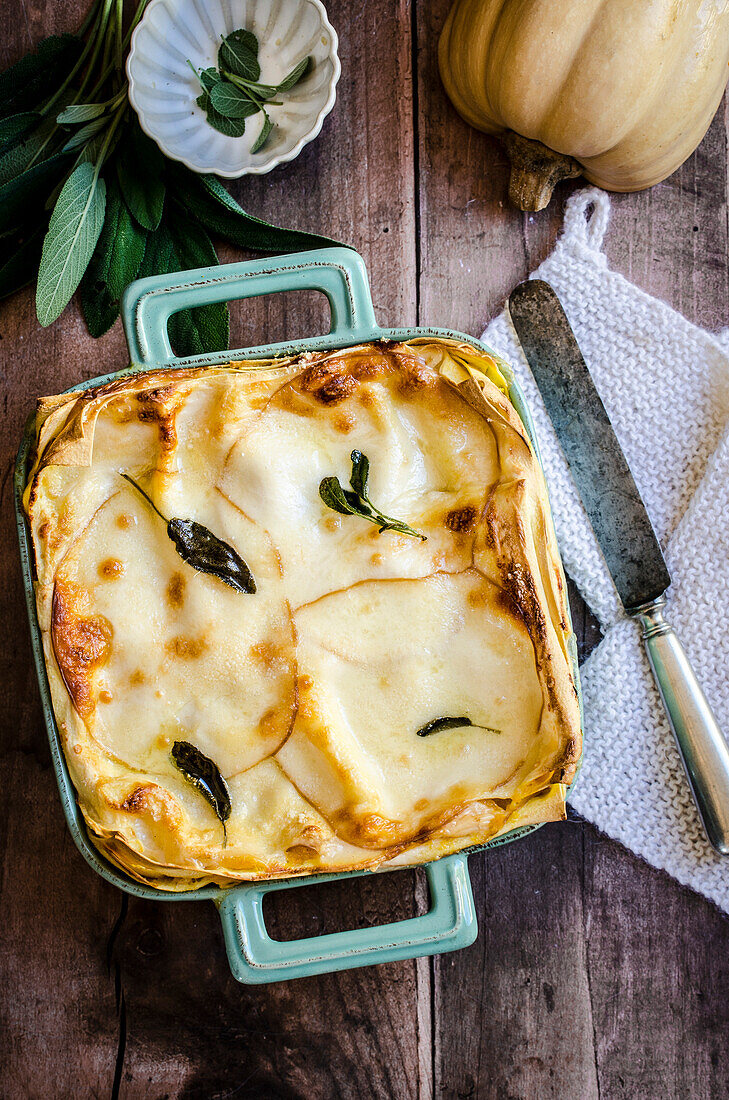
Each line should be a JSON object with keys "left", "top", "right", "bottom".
{"left": 26, "top": 339, "right": 581, "bottom": 890}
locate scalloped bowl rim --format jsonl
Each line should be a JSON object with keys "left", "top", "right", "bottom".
{"left": 126, "top": 0, "right": 341, "bottom": 178}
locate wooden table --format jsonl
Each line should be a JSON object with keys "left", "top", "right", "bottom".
{"left": 2, "top": 3, "right": 728, "bottom": 1097}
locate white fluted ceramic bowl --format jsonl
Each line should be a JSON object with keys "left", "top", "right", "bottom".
{"left": 127, "top": 0, "right": 340, "bottom": 177}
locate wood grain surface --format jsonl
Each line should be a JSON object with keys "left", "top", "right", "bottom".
{"left": 1, "top": 2, "right": 728, "bottom": 1098}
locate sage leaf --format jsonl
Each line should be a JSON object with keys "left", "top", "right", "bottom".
{"left": 116, "top": 117, "right": 165, "bottom": 231}
{"left": 80, "top": 176, "right": 146, "bottom": 336}
{"left": 167, "top": 165, "right": 344, "bottom": 252}
{"left": 88, "top": 176, "right": 146, "bottom": 299}
{"left": 209, "top": 80, "right": 257, "bottom": 119}
{"left": 0, "top": 111, "right": 40, "bottom": 155}
{"left": 57, "top": 102, "right": 107, "bottom": 125}
{"left": 61, "top": 115, "right": 107, "bottom": 153}
{"left": 276, "top": 56, "right": 312, "bottom": 92}
{"left": 251, "top": 112, "right": 273, "bottom": 153}
{"left": 0, "top": 152, "right": 70, "bottom": 234}
{"left": 349, "top": 449, "right": 370, "bottom": 499}
{"left": 319, "top": 476, "right": 364, "bottom": 517}
{"left": 157, "top": 216, "right": 228, "bottom": 355}
{"left": 120, "top": 473, "right": 256, "bottom": 593}
{"left": 0, "top": 225, "right": 44, "bottom": 299}
{"left": 219, "top": 30, "right": 260, "bottom": 82}
{"left": 167, "top": 519, "right": 257, "bottom": 594}
{"left": 135, "top": 221, "right": 175, "bottom": 281}
{"left": 319, "top": 450, "right": 427, "bottom": 541}
{"left": 198, "top": 66, "right": 223, "bottom": 92}
{"left": 416, "top": 716, "right": 501, "bottom": 737}
{"left": 201, "top": 101, "right": 250, "bottom": 138}
{"left": 0, "top": 34, "right": 83, "bottom": 120}
{"left": 171, "top": 741, "right": 231, "bottom": 841}
{"left": 0, "top": 118, "right": 59, "bottom": 187}
{"left": 36, "top": 161, "right": 106, "bottom": 326}
{"left": 223, "top": 76, "right": 278, "bottom": 100}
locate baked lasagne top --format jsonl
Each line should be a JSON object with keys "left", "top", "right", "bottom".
{"left": 26, "top": 338, "right": 581, "bottom": 890}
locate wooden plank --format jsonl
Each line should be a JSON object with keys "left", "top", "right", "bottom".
{"left": 416, "top": 4, "right": 600, "bottom": 1096}
{"left": 0, "top": 1, "right": 423, "bottom": 1097}
{"left": 0, "top": 8, "right": 130, "bottom": 1100}
{"left": 416, "top": 2, "right": 729, "bottom": 1098}
{"left": 583, "top": 831, "right": 729, "bottom": 1100}
{"left": 433, "top": 825, "right": 600, "bottom": 1100}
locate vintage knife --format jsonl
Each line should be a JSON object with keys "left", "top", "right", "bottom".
{"left": 508, "top": 279, "right": 729, "bottom": 854}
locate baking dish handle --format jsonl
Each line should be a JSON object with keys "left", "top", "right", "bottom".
{"left": 121, "top": 246, "right": 378, "bottom": 365}
{"left": 214, "top": 854, "right": 476, "bottom": 984}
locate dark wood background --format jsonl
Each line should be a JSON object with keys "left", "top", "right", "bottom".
{"left": 2, "top": 2, "right": 728, "bottom": 1097}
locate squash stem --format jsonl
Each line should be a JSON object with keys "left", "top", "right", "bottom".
{"left": 503, "top": 132, "right": 582, "bottom": 212}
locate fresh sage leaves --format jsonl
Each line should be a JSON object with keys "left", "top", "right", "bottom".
{"left": 171, "top": 741, "right": 231, "bottom": 842}
{"left": 36, "top": 160, "right": 106, "bottom": 326}
{"left": 416, "top": 717, "right": 502, "bottom": 737}
{"left": 319, "top": 450, "right": 427, "bottom": 541}
{"left": 188, "top": 28, "right": 311, "bottom": 151}
{"left": 121, "top": 474, "right": 256, "bottom": 594}
{"left": 0, "top": 2, "right": 345, "bottom": 349}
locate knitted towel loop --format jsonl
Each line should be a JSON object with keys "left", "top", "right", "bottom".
{"left": 561, "top": 186, "right": 610, "bottom": 254}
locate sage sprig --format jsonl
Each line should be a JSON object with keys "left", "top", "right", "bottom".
{"left": 189, "top": 28, "right": 311, "bottom": 151}
{"left": 171, "top": 741, "right": 231, "bottom": 843}
{"left": 121, "top": 474, "right": 256, "bottom": 594}
{"left": 0, "top": 0, "right": 345, "bottom": 352}
{"left": 415, "top": 717, "right": 502, "bottom": 737}
{"left": 319, "top": 450, "right": 427, "bottom": 541}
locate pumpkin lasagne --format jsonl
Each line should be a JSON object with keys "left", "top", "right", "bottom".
{"left": 25, "top": 339, "right": 581, "bottom": 890}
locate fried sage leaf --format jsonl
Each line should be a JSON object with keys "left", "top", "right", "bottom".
{"left": 416, "top": 716, "right": 501, "bottom": 737}
{"left": 319, "top": 449, "right": 426, "bottom": 541}
{"left": 168, "top": 518, "right": 256, "bottom": 594}
{"left": 171, "top": 741, "right": 231, "bottom": 842}
{"left": 121, "top": 474, "right": 256, "bottom": 593}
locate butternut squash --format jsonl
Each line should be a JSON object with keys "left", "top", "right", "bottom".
{"left": 439, "top": 0, "right": 729, "bottom": 210}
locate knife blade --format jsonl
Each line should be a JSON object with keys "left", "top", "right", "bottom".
{"left": 508, "top": 278, "right": 729, "bottom": 854}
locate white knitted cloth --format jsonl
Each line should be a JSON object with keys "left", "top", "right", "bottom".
{"left": 483, "top": 188, "right": 729, "bottom": 912}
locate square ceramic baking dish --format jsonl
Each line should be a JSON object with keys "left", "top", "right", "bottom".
{"left": 15, "top": 247, "right": 582, "bottom": 984}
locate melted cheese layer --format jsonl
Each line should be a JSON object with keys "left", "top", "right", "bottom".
{"left": 26, "top": 340, "right": 581, "bottom": 890}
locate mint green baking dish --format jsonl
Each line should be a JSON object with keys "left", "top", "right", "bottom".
{"left": 15, "top": 247, "right": 582, "bottom": 984}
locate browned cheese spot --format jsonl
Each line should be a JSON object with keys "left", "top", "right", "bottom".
{"left": 119, "top": 784, "right": 183, "bottom": 829}
{"left": 392, "top": 348, "right": 437, "bottom": 394}
{"left": 38, "top": 521, "right": 50, "bottom": 540}
{"left": 166, "top": 572, "right": 186, "bottom": 609}
{"left": 135, "top": 385, "right": 185, "bottom": 452}
{"left": 298, "top": 363, "right": 358, "bottom": 405}
{"left": 257, "top": 707, "right": 282, "bottom": 739}
{"left": 98, "top": 557, "right": 124, "bottom": 580}
{"left": 51, "top": 582, "right": 113, "bottom": 720}
{"left": 121, "top": 785, "right": 152, "bottom": 813}
{"left": 166, "top": 635, "right": 207, "bottom": 660}
{"left": 116, "top": 513, "right": 133, "bottom": 529}
{"left": 333, "top": 411, "right": 355, "bottom": 433}
{"left": 129, "top": 668, "right": 146, "bottom": 686}
{"left": 337, "top": 811, "right": 402, "bottom": 849}
{"left": 349, "top": 352, "right": 389, "bottom": 380}
{"left": 445, "top": 505, "right": 478, "bottom": 533}
{"left": 98, "top": 688, "right": 113, "bottom": 704}
{"left": 249, "top": 641, "right": 278, "bottom": 668}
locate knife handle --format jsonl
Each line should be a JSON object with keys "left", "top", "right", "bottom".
{"left": 635, "top": 599, "right": 729, "bottom": 854}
